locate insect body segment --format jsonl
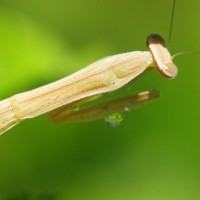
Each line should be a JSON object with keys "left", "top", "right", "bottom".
{"left": 0, "top": 98, "right": 20, "bottom": 134}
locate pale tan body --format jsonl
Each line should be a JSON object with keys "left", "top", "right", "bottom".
{"left": 0, "top": 34, "right": 177, "bottom": 134}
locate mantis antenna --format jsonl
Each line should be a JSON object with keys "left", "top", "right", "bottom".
{"left": 168, "top": 0, "right": 176, "bottom": 47}
{"left": 172, "top": 52, "right": 200, "bottom": 59}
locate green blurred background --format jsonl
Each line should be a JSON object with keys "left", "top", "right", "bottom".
{"left": 0, "top": 0, "right": 200, "bottom": 199}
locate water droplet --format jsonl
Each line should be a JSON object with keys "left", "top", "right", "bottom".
{"left": 124, "top": 107, "right": 130, "bottom": 112}
{"left": 104, "top": 112, "right": 124, "bottom": 127}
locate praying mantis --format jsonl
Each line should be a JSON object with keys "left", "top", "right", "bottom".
{"left": 0, "top": 34, "right": 177, "bottom": 134}
{"left": 0, "top": 0, "right": 183, "bottom": 135}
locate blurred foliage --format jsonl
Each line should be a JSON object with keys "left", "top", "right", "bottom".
{"left": 0, "top": 0, "right": 200, "bottom": 200}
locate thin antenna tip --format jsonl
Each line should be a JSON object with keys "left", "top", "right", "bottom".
{"left": 168, "top": 0, "right": 176, "bottom": 46}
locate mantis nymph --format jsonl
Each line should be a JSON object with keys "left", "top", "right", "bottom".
{"left": 0, "top": 34, "right": 177, "bottom": 134}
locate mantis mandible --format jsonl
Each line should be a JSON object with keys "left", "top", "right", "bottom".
{"left": 0, "top": 34, "right": 177, "bottom": 134}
